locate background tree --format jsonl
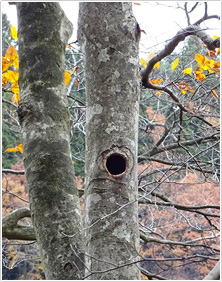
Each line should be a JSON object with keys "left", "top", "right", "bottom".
{"left": 2, "top": 1, "right": 220, "bottom": 280}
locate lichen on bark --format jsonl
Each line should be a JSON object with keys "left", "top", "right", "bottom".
{"left": 78, "top": 3, "right": 141, "bottom": 279}
{"left": 17, "top": 3, "right": 84, "bottom": 280}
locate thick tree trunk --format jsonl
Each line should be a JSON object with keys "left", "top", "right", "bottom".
{"left": 78, "top": 3, "right": 141, "bottom": 280}
{"left": 17, "top": 3, "right": 84, "bottom": 279}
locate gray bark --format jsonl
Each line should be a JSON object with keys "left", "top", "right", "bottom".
{"left": 17, "top": 3, "right": 84, "bottom": 279}
{"left": 78, "top": 3, "right": 141, "bottom": 280}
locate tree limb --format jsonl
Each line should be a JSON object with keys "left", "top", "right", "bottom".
{"left": 2, "top": 168, "right": 25, "bottom": 175}
{"left": 141, "top": 25, "right": 220, "bottom": 88}
{"left": 140, "top": 232, "right": 220, "bottom": 252}
{"left": 147, "top": 134, "right": 219, "bottom": 157}
{"left": 138, "top": 192, "right": 220, "bottom": 218}
{"left": 2, "top": 98, "right": 18, "bottom": 108}
{"left": 140, "top": 266, "right": 167, "bottom": 280}
{"left": 2, "top": 208, "right": 36, "bottom": 241}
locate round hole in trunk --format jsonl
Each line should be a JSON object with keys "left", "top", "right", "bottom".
{"left": 105, "top": 153, "right": 127, "bottom": 177}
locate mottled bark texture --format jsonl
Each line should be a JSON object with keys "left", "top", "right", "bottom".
{"left": 78, "top": 3, "right": 141, "bottom": 280}
{"left": 17, "top": 3, "right": 84, "bottom": 279}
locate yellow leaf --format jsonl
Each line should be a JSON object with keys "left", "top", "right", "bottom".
{"left": 212, "top": 35, "right": 219, "bottom": 40}
{"left": 11, "top": 94, "right": 16, "bottom": 103}
{"left": 195, "top": 73, "right": 206, "bottom": 82}
{"left": 182, "top": 67, "right": 192, "bottom": 75}
{"left": 5, "top": 147, "right": 18, "bottom": 153}
{"left": 11, "top": 93, "right": 20, "bottom": 105}
{"left": 65, "top": 69, "right": 75, "bottom": 75}
{"left": 183, "top": 85, "right": 194, "bottom": 94}
{"left": 181, "top": 90, "right": 186, "bottom": 94}
{"left": 140, "top": 58, "right": 147, "bottom": 68}
{"left": 12, "top": 58, "right": 19, "bottom": 69}
{"left": 10, "top": 25, "right": 18, "bottom": 40}
{"left": 171, "top": 58, "right": 179, "bottom": 70}
{"left": 38, "top": 265, "right": 44, "bottom": 271}
{"left": 187, "top": 87, "right": 194, "bottom": 93}
{"left": 17, "top": 144, "right": 23, "bottom": 153}
{"left": 65, "top": 67, "right": 79, "bottom": 77}
{"left": 154, "top": 61, "right": 160, "bottom": 70}
{"left": 195, "top": 53, "right": 204, "bottom": 65}
{"left": 5, "top": 144, "right": 23, "bottom": 153}
{"left": 64, "top": 72, "right": 71, "bottom": 86}
{"left": 2, "top": 76, "right": 8, "bottom": 86}
{"left": 2, "top": 56, "right": 11, "bottom": 72}
{"left": 202, "top": 57, "right": 215, "bottom": 73}
{"left": 4, "top": 70, "right": 19, "bottom": 83}
{"left": 140, "top": 53, "right": 156, "bottom": 68}
{"left": 194, "top": 66, "right": 203, "bottom": 74}
{"left": 10, "top": 81, "right": 20, "bottom": 95}
{"left": 213, "top": 61, "right": 220, "bottom": 69}
{"left": 156, "top": 91, "right": 162, "bottom": 96}
{"left": 11, "top": 86, "right": 20, "bottom": 94}
{"left": 150, "top": 79, "right": 163, "bottom": 85}
{"left": 217, "top": 48, "right": 220, "bottom": 55}
{"left": 204, "top": 57, "right": 215, "bottom": 67}
{"left": 5, "top": 45, "right": 18, "bottom": 63}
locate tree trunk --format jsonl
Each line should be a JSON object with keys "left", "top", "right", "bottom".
{"left": 17, "top": 3, "right": 84, "bottom": 279}
{"left": 78, "top": 3, "right": 141, "bottom": 280}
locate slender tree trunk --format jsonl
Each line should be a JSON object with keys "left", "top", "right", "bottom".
{"left": 17, "top": 3, "right": 84, "bottom": 279}
{"left": 78, "top": 3, "right": 141, "bottom": 279}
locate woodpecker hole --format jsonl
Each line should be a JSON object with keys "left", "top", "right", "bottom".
{"left": 105, "top": 153, "right": 128, "bottom": 178}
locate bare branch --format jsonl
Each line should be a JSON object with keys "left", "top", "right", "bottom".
{"left": 147, "top": 134, "right": 219, "bottom": 157}
{"left": 193, "top": 2, "right": 220, "bottom": 26}
{"left": 188, "top": 2, "right": 199, "bottom": 13}
{"left": 2, "top": 99, "right": 18, "bottom": 108}
{"left": 141, "top": 25, "right": 220, "bottom": 88}
{"left": 184, "top": 2, "right": 191, "bottom": 26}
{"left": 194, "top": 14, "right": 220, "bottom": 25}
{"left": 3, "top": 190, "right": 29, "bottom": 203}
{"left": 140, "top": 232, "right": 220, "bottom": 252}
{"left": 2, "top": 169, "right": 25, "bottom": 175}
{"left": 140, "top": 266, "right": 167, "bottom": 280}
{"left": 138, "top": 198, "right": 220, "bottom": 218}
{"left": 138, "top": 159, "right": 218, "bottom": 176}
{"left": 150, "top": 191, "right": 220, "bottom": 210}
